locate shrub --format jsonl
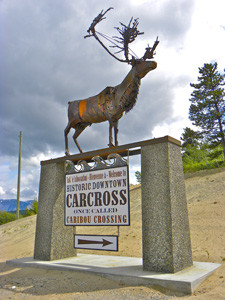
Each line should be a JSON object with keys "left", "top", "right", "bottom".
{"left": 25, "top": 199, "right": 38, "bottom": 216}
{"left": 0, "top": 211, "right": 16, "bottom": 225}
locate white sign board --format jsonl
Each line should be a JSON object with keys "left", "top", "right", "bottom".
{"left": 65, "top": 166, "right": 130, "bottom": 226}
{"left": 74, "top": 234, "right": 118, "bottom": 251}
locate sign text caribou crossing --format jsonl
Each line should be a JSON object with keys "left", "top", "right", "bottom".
{"left": 65, "top": 166, "right": 130, "bottom": 226}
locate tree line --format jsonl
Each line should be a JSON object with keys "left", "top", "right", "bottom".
{"left": 0, "top": 199, "right": 38, "bottom": 225}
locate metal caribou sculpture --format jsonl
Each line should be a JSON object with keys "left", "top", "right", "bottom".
{"left": 65, "top": 8, "right": 159, "bottom": 155}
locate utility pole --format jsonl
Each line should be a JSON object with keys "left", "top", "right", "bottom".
{"left": 16, "top": 131, "right": 22, "bottom": 220}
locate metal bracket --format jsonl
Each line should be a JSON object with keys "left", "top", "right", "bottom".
{"left": 65, "top": 153, "right": 127, "bottom": 174}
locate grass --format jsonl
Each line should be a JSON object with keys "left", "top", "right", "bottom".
{"left": 0, "top": 210, "right": 32, "bottom": 225}
{"left": 182, "top": 144, "right": 225, "bottom": 173}
{"left": 183, "top": 159, "right": 225, "bottom": 173}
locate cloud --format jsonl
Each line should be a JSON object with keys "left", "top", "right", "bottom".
{"left": 1, "top": 0, "right": 195, "bottom": 153}
{"left": 0, "top": 186, "right": 5, "bottom": 196}
{"left": 0, "top": 0, "right": 200, "bottom": 198}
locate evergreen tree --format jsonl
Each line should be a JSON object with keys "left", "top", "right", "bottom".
{"left": 181, "top": 127, "right": 202, "bottom": 148}
{"left": 189, "top": 62, "right": 225, "bottom": 159}
{"left": 135, "top": 171, "right": 141, "bottom": 183}
{"left": 25, "top": 198, "right": 38, "bottom": 216}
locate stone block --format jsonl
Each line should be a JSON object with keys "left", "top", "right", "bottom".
{"left": 34, "top": 162, "right": 76, "bottom": 260}
{"left": 141, "top": 141, "right": 192, "bottom": 273}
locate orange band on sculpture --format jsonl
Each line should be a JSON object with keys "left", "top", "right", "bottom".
{"left": 78, "top": 100, "right": 87, "bottom": 118}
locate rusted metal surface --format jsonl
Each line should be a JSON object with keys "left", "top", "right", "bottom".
{"left": 65, "top": 60, "right": 157, "bottom": 155}
{"left": 64, "top": 8, "right": 159, "bottom": 155}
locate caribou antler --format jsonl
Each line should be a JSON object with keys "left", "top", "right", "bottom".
{"left": 86, "top": 7, "right": 113, "bottom": 36}
{"left": 113, "top": 17, "right": 144, "bottom": 61}
{"left": 142, "top": 36, "right": 159, "bottom": 60}
{"left": 84, "top": 8, "right": 127, "bottom": 63}
{"left": 84, "top": 8, "right": 159, "bottom": 65}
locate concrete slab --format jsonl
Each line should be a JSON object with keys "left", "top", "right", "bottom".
{"left": 6, "top": 254, "right": 221, "bottom": 295}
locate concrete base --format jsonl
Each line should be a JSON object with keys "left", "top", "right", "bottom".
{"left": 6, "top": 254, "right": 220, "bottom": 295}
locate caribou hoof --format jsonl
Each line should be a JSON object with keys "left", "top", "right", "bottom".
{"left": 108, "top": 143, "right": 115, "bottom": 148}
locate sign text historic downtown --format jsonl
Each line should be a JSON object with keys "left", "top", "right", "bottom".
{"left": 65, "top": 165, "right": 130, "bottom": 226}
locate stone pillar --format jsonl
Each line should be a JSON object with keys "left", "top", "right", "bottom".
{"left": 34, "top": 162, "right": 76, "bottom": 261}
{"left": 141, "top": 141, "right": 192, "bottom": 273}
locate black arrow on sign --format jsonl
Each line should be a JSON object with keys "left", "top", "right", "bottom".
{"left": 78, "top": 238, "right": 113, "bottom": 247}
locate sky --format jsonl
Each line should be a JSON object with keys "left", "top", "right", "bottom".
{"left": 0, "top": 0, "right": 225, "bottom": 200}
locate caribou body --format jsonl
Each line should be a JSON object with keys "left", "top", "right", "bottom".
{"left": 64, "top": 8, "right": 159, "bottom": 155}
{"left": 65, "top": 60, "right": 157, "bottom": 155}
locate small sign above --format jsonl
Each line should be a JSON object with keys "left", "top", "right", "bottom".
{"left": 74, "top": 234, "right": 118, "bottom": 251}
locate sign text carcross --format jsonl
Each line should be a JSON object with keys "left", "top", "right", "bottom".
{"left": 65, "top": 166, "right": 130, "bottom": 226}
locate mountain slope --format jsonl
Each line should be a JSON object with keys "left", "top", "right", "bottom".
{"left": 0, "top": 199, "right": 34, "bottom": 212}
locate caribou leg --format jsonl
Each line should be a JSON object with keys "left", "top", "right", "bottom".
{"left": 108, "top": 121, "right": 114, "bottom": 147}
{"left": 73, "top": 124, "right": 87, "bottom": 153}
{"left": 113, "top": 120, "right": 119, "bottom": 146}
{"left": 64, "top": 122, "right": 72, "bottom": 156}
